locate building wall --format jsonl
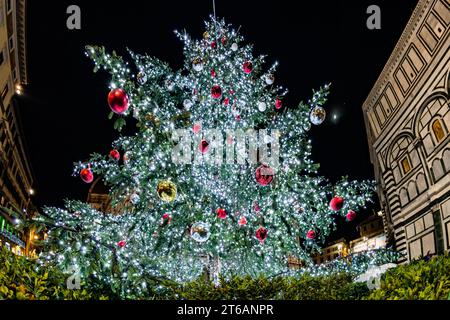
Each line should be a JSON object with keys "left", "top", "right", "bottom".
{"left": 0, "top": 0, "right": 32, "bottom": 255}
{"left": 311, "top": 239, "right": 349, "bottom": 265}
{"left": 362, "top": 0, "right": 450, "bottom": 263}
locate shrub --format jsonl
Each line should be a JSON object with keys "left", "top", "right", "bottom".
{"left": 365, "top": 254, "right": 450, "bottom": 300}
{"left": 0, "top": 247, "right": 108, "bottom": 300}
{"left": 164, "top": 273, "right": 369, "bottom": 300}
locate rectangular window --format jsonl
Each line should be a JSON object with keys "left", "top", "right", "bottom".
{"left": 0, "top": 50, "right": 4, "bottom": 66}
{"left": 8, "top": 35, "right": 14, "bottom": 52}
{"left": 401, "top": 157, "right": 411, "bottom": 174}
{"left": 432, "top": 119, "right": 445, "bottom": 142}
{"left": 12, "top": 68, "right": 16, "bottom": 81}
{"left": 1, "top": 83, "right": 8, "bottom": 101}
{"left": 6, "top": 0, "right": 12, "bottom": 13}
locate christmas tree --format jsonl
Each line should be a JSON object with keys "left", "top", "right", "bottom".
{"left": 36, "top": 17, "right": 393, "bottom": 295}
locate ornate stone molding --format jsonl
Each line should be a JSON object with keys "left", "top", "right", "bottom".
{"left": 16, "top": 0, "right": 27, "bottom": 84}
{"left": 362, "top": 0, "right": 431, "bottom": 112}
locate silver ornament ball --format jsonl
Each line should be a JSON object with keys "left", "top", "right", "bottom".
{"left": 130, "top": 193, "right": 140, "bottom": 204}
{"left": 137, "top": 71, "right": 147, "bottom": 85}
{"left": 309, "top": 106, "right": 326, "bottom": 125}
{"left": 192, "top": 58, "right": 204, "bottom": 72}
{"left": 264, "top": 74, "right": 275, "bottom": 85}
{"left": 183, "top": 99, "right": 193, "bottom": 110}
{"left": 257, "top": 101, "right": 267, "bottom": 112}
{"left": 190, "top": 222, "right": 210, "bottom": 243}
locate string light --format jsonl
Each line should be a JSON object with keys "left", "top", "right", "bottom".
{"left": 34, "top": 17, "right": 397, "bottom": 297}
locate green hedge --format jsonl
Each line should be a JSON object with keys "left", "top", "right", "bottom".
{"left": 365, "top": 254, "right": 450, "bottom": 300}
{"left": 2, "top": 246, "right": 450, "bottom": 300}
{"left": 0, "top": 247, "right": 109, "bottom": 300}
{"left": 161, "top": 273, "right": 369, "bottom": 300}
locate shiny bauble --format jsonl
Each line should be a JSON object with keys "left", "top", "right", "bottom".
{"left": 255, "top": 164, "right": 274, "bottom": 186}
{"left": 256, "top": 227, "right": 268, "bottom": 243}
{"left": 231, "top": 43, "right": 238, "bottom": 51}
{"left": 257, "top": 101, "right": 267, "bottom": 112}
{"left": 108, "top": 88, "right": 129, "bottom": 114}
{"left": 216, "top": 208, "right": 227, "bottom": 219}
{"left": 123, "top": 151, "right": 131, "bottom": 166}
{"left": 183, "top": 99, "right": 193, "bottom": 110}
{"left": 309, "top": 106, "right": 326, "bottom": 125}
{"left": 238, "top": 216, "right": 247, "bottom": 226}
{"left": 306, "top": 230, "right": 316, "bottom": 240}
{"left": 346, "top": 210, "right": 357, "bottom": 222}
{"left": 192, "top": 58, "right": 204, "bottom": 72}
{"left": 80, "top": 168, "right": 94, "bottom": 183}
{"left": 243, "top": 61, "right": 253, "bottom": 74}
{"left": 109, "top": 149, "right": 120, "bottom": 161}
{"left": 275, "top": 98, "right": 283, "bottom": 110}
{"left": 165, "top": 79, "right": 175, "bottom": 91}
{"left": 211, "top": 85, "right": 222, "bottom": 99}
{"left": 156, "top": 180, "right": 177, "bottom": 202}
{"left": 137, "top": 71, "right": 147, "bottom": 85}
{"left": 264, "top": 74, "right": 275, "bottom": 85}
{"left": 130, "top": 193, "right": 140, "bottom": 205}
{"left": 190, "top": 222, "right": 210, "bottom": 243}
{"left": 199, "top": 140, "right": 209, "bottom": 154}
{"left": 330, "top": 196, "right": 345, "bottom": 211}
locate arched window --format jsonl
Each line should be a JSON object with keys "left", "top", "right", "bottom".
{"left": 399, "top": 188, "right": 409, "bottom": 207}
{"left": 432, "top": 119, "right": 445, "bottom": 142}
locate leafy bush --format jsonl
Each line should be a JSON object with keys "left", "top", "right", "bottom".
{"left": 365, "top": 254, "right": 450, "bottom": 300}
{"left": 3, "top": 246, "right": 450, "bottom": 300}
{"left": 0, "top": 247, "right": 108, "bottom": 300}
{"left": 163, "top": 273, "right": 369, "bottom": 300}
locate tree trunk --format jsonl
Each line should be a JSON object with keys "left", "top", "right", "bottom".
{"left": 200, "top": 254, "right": 221, "bottom": 286}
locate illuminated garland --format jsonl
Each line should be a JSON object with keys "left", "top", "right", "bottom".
{"left": 34, "top": 17, "right": 388, "bottom": 296}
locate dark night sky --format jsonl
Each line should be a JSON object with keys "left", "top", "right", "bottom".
{"left": 18, "top": 0, "right": 418, "bottom": 242}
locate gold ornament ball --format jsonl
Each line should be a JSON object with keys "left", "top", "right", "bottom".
{"left": 157, "top": 180, "right": 177, "bottom": 202}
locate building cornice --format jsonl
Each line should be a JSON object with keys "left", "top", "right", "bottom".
{"left": 362, "top": 0, "right": 431, "bottom": 112}
{"left": 16, "top": 0, "right": 27, "bottom": 84}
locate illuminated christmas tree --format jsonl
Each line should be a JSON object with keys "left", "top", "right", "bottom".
{"left": 36, "top": 17, "right": 396, "bottom": 296}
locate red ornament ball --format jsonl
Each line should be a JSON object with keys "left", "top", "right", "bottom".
{"left": 216, "top": 208, "right": 227, "bottom": 219}
{"left": 211, "top": 69, "right": 217, "bottom": 78}
{"left": 306, "top": 230, "right": 316, "bottom": 240}
{"left": 193, "top": 123, "right": 202, "bottom": 135}
{"left": 162, "top": 213, "right": 173, "bottom": 224}
{"left": 221, "top": 37, "right": 227, "bottom": 45}
{"left": 243, "top": 61, "right": 253, "bottom": 74}
{"left": 117, "top": 240, "right": 126, "bottom": 248}
{"left": 275, "top": 98, "right": 283, "bottom": 110}
{"left": 199, "top": 140, "right": 209, "bottom": 154}
{"left": 107, "top": 88, "right": 129, "bottom": 114}
{"left": 211, "top": 85, "right": 222, "bottom": 99}
{"left": 330, "top": 196, "right": 345, "bottom": 211}
{"left": 80, "top": 168, "right": 94, "bottom": 183}
{"left": 238, "top": 216, "right": 247, "bottom": 226}
{"left": 255, "top": 164, "right": 274, "bottom": 186}
{"left": 211, "top": 40, "right": 217, "bottom": 49}
{"left": 346, "top": 210, "right": 357, "bottom": 222}
{"left": 256, "top": 227, "right": 268, "bottom": 243}
{"left": 109, "top": 149, "right": 120, "bottom": 161}
{"left": 223, "top": 98, "right": 230, "bottom": 106}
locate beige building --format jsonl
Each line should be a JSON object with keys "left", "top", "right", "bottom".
{"left": 311, "top": 238, "right": 349, "bottom": 265}
{"left": 349, "top": 214, "right": 386, "bottom": 254}
{"left": 362, "top": 0, "right": 450, "bottom": 263}
{"left": 0, "top": 0, "right": 35, "bottom": 256}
